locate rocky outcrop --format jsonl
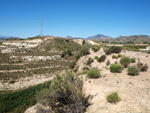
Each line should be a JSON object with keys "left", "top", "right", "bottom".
{"left": 0, "top": 39, "right": 43, "bottom": 53}
{"left": 24, "top": 103, "right": 52, "bottom": 113}
{"left": 86, "top": 40, "right": 100, "bottom": 45}
{"left": 10, "top": 55, "right": 61, "bottom": 62}
{"left": 73, "top": 39, "right": 85, "bottom": 45}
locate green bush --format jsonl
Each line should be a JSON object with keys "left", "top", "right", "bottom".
{"left": 80, "top": 48, "right": 89, "bottom": 56}
{"left": 110, "top": 46, "right": 122, "bottom": 53}
{"left": 104, "top": 46, "right": 122, "bottom": 55}
{"left": 94, "top": 56, "right": 98, "bottom": 59}
{"left": 118, "top": 54, "right": 122, "bottom": 58}
{"left": 141, "top": 64, "right": 148, "bottom": 71}
{"left": 69, "top": 61, "right": 76, "bottom": 69}
{"left": 106, "top": 60, "right": 110, "bottom": 66}
{"left": 82, "top": 67, "right": 90, "bottom": 74}
{"left": 137, "top": 62, "right": 143, "bottom": 69}
{"left": 66, "top": 49, "right": 72, "bottom": 56}
{"left": 73, "top": 66, "right": 79, "bottom": 72}
{"left": 112, "top": 55, "right": 117, "bottom": 59}
{"left": 120, "top": 56, "right": 130, "bottom": 68}
{"left": 60, "top": 51, "right": 67, "bottom": 57}
{"left": 104, "top": 48, "right": 111, "bottom": 55}
{"left": 128, "top": 66, "right": 140, "bottom": 76}
{"left": 107, "top": 92, "right": 121, "bottom": 104}
{"left": 47, "top": 71, "right": 90, "bottom": 113}
{"left": 147, "top": 50, "right": 150, "bottom": 54}
{"left": 92, "top": 45, "right": 101, "bottom": 52}
{"left": 114, "top": 61, "right": 118, "bottom": 64}
{"left": 97, "top": 55, "right": 106, "bottom": 63}
{"left": 61, "top": 49, "right": 72, "bottom": 57}
{"left": 36, "top": 88, "right": 49, "bottom": 105}
{"left": 8, "top": 80, "right": 16, "bottom": 84}
{"left": 82, "top": 66, "right": 90, "bottom": 70}
{"left": 86, "top": 57, "right": 94, "bottom": 66}
{"left": 0, "top": 81, "right": 51, "bottom": 113}
{"left": 110, "top": 64, "right": 123, "bottom": 73}
{"left": 75, "top": 54, "right": 80, "bottom": 61}
{"left": 130, "top": 58, "right": 136, "bottom": 63}
{"left": 137, "top": 62, "right": 148, "bottom": 71}
{"left": 87, "top": 68, "right": 101, "bottom": 78}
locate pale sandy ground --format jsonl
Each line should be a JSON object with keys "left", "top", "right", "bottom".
{"left": 77, "top": 49, "right": 150, "bottom": 113}
{"left": 76, "top": 48, "right": 150, "bottom": 113}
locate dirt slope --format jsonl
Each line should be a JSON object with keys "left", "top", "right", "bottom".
{"left": 77, "top": 48, "right": 150, "bottom": 113}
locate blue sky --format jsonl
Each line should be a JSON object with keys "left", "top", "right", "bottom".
{"left": 0, "top": 0, "right": 150, "bottom": 38}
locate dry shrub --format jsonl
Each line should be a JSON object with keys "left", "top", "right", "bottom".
{"left": 128, "top": 66, "right": 140, "bottom": 76}
{"left": 47, "top": 71, "right": 90, "bottom": 113}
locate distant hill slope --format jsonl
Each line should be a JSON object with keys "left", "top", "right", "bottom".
{"left": 87, "top": 34, "right": 150, "bottom": 44}
{"left": 87, "top": 34, "right": 112, "bottom": 40}
{"left": 0, "top": 36, "right": 23, "bottom": 40}
{"left": 36, "top": 37, "right": 89, "bottom": 52}
{"left": 111, "top": 35, "right": 150, "bottom": 43}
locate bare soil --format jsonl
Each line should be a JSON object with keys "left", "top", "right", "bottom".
{"left": 77, "top": 49, "right": 150, "bottom": 113}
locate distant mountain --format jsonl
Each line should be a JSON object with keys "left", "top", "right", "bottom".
{"left": 0, "top": 36, "right": 22, "bottom": 40}
{"left": 0, "top": 36, "right": 11, "bottom": 39}
{"left": 65, "top": 36, "right": 83, "bottom": 39}
{"left": 65, "top": 35, "right": 73, "bottom": 39}
{"left": 87, "top": 34, "right": 112, "bottom": 40}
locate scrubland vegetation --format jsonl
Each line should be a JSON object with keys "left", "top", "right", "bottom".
{"left": 104, "top": 46, "right": 122, "bottom": 55}
{"left": 97, "top": 55, "right": 106, "bottom": 63}
{"left": 107, "top": 92, "right": 121, "bottom": 104}
{"left": 37, "top": 71, "right": 90, "bottom": 113}
{"left": 120, "top": 56, "right": 130, "bottom": 68}
{"left": 110, "top": 64, "right": 123, "bottom": 73}
{"left": 128, "top": 66, "right": 140, "bottom": 76}
{"left": 87, "top": 68, "right": 101, "bottom": 78}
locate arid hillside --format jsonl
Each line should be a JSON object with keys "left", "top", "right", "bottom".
{"left": 1, "top": 38, "right": 150, "bottom": 113}
{"left": 75, "top": 48, "right": 150, "bottom": 113}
